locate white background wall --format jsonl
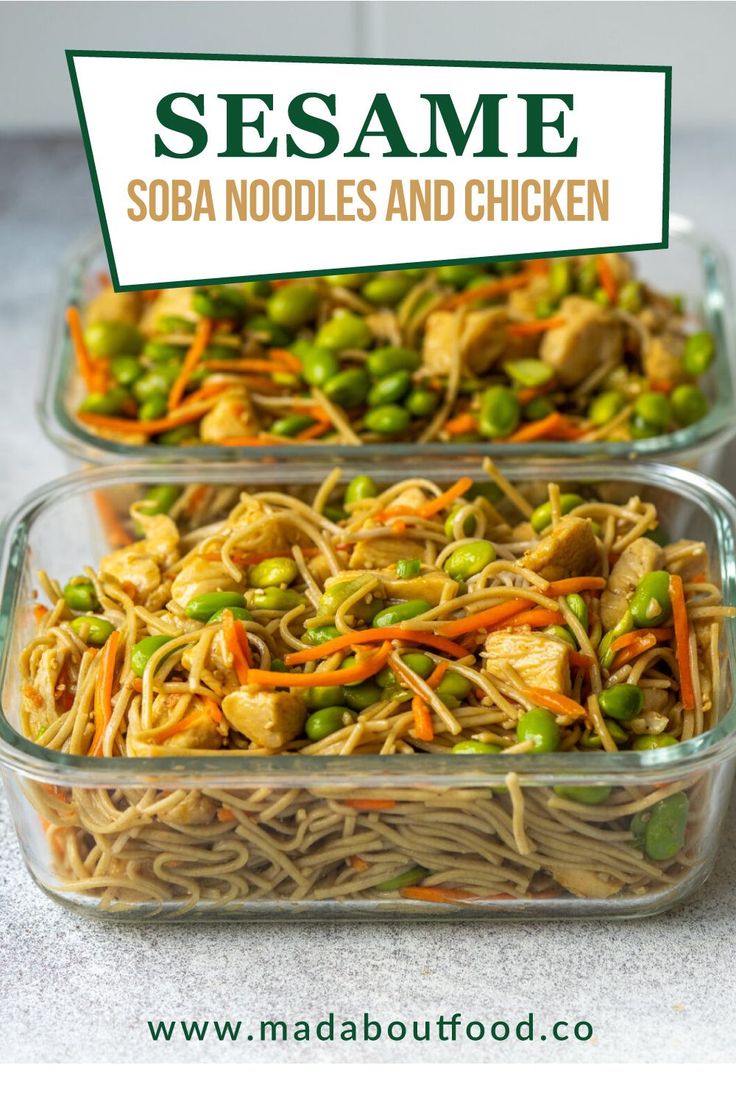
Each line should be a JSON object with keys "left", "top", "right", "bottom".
{"left": 0, "top": 1, "right": 734, "bottom": 132}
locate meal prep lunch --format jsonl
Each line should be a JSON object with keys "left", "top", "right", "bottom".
{"left": 66, "top": 254, "right": 716, "bottom": 449}
{"left": 14, "top": 464, "right": 735, "bottom": 913}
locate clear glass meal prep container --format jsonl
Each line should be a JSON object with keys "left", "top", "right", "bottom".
{"left": 38, "top": 215, "right": 736, "bottom": 477}
{"left": 1, "top": 459, "right": 736, "bottom": 922}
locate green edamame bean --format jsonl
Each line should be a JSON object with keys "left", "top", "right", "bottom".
{"left": 185, "top": 591, "right": 246, "bottom": 621}
{"left": 249, "top": 557, "right": 298, "bottom": 588}
{"left": 84, "top": 320, "right": 142, "bottom": 358}
{"left": 319, "top": 576, "right": 381, "bottom": 622}
{"left": 535, "top": 299, "right": 555, "bottom": 320}
{"left": 138, "top": 484, "right": 181, "bottom": 517}
{"left": 683, "top": 331, "right": 715, "bottom": 377}
{"left": 524, "top": 396, "right": 555, "bottom": 421}
{"left": 303, "top": 625, "right": 342, "bottom": 646}
{"left": 444, "top": 539, "right": 496, "bottom": 582}
{"left": 437, "top": 670, "right": 472, "bottom": 699}
{"left": 436, "top": 264, "right": 484, "bottom": 287}
{"left": 362, "top": 275, "right": 411, "bottom": 305}
{"left": 316, "top": 312, "right": 372, "bottom": 351}
{"left": 323, "top": 367, "right": 371, "bottom": 408}
{"left": 530, "top": 493, "right": 584, "bottom": 533}
{"left": 248, "top": 587, "right": 303, "bottom": 611}
{"left": 323, "top": 505, "right": 349, "bottom": 523}
{"left": 306, "top": 685, "right": 346, "bottom": 710}
{"left": 588, "top": 390, "right": 625, "bottom": 426}
{"left": 452, "top": 740, "right": 502, "bottom": 754}
{"left": 577, "top": 258, "right": 599, "bottom": 295}
{"left": 629, "top": 571, "right": 672, "bottom": 628}
{"left": 504, "top": 359, "right": 555, "bottom": 388}
{"left": 565, "top": 593, "right": 588, "bottom": 632}
{"left": 367, "top": 370, "right": 411, "bottom": 407}
{"left": 344, "top": 679, "right": 382, "bottom": 711}
{"left": 245, "top": 314, "right": 291, "bottom": 347}
{"left": 478, "top": 386, "right": 520, "bottom": 439}
{"left": 79, "top": 388, "right": 128, "bottom": 416}
{"left": 372, "top": 600, "right": 433, "bottom": 628}
{"left": 69, "top": 615, "right": 114, "bottom": 646}
{"left": 634, "top": 392, "right": 670, "bottom": 430}
{"left": 545, "top": 625, "right": 577, "bottom": 649}
{"left": 516, "top": 708, "right": 560, "bottom": 753}
{"left": 133, "top": 367, "right": 178, "bottom": 403}
{"left": 208, "top": 607, "right": 249, "bottom": 624}
{"left": 396, "top": 558, "right": 421, "bottom": 579}
{"left": 598, "top": 610, "right": 635, "bottom": 668}
{"left": 366, "top": 346, "right": 420, "bottom": 378}
{"left": 595, "top": 289, "right": 612, "bottom": 308}
{"left": 191, "top": 286, "right": 245, "bottom": 320}
{"left": 267, "top": 284, "right": 319, "bottom": 329}
{"left": 364, "top": 404, "right": 410, "bottom": 436}
{"left": 63, "top": 578, "right": 99, "bottom": 612}
{"left": 374, "top": 865, "right": 427, "bottom": 892}
{"left": 631, "top": 792, "right": 688, "bottom": 860}
{"left": 143, "top": 340, "right": 184, "bottom": 366}
{"left": 305, "top": 706, "right": 357, "bottom": 741}
{"left": 400, "top": 653, "right": 435, "bottom": 680}
{"left": 110, "top": 356, "right": 143, "bottom": 387}
{"left": 598, "top": 683, "right": 644, "bottom": 722}
{"left": 671, "top": 384, "right": 708, "bottom": 426}
{"left": 580, "top": 719, "right": 628, "bottom": 748}
{"left": 155, "top": 314, "right": 196, "bottom": 335}
{"left": 618, "top": 281, "right": 643, "bottom": 313}
{"left": 131, "top": 635, "right": 175, "bottom": 676}
{"left": 632, "top": 734, "right": 679, "bottom": 751}
{"left": 156, "top": 422, "right": 198, "bottom": 444}
{"left": 139, "top": 395, "right": 169, "bottom": 422}
{"left": 301, "top": 346, "right": 339, "bottom": 387}
{"left": 406, "top": 388, "right": 440, "bottom": 417}
{"left": 344, "top": 475, "right": 378, "bottom": 507}
{"left": 444, "top": 504, "right": 476, "bottom": 538}
{"left": 553, "top": 785, "right": 612, "bottom": 805}
{"left": 271, "top": 414, "right": 316, "bottom": 438}
{"left": 548, "top": 258, "right": 572, "bottom": 300}
{"left": 629, "top": 414, "right": 659, "bottom": 440}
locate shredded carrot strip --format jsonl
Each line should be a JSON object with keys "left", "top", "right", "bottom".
{"left": 443, "top": 413, "right": 478, "bottom": 436}
{"left": 348, "top": 855, "right": 369, "bottom": 872}
{"left": 426, "top": 660, "right": 449, "bottom": 689}
{"left": 168, "top": 318, "right": 214, "bottom": 409}
{"left": 90, "top": 630, "right": 120, "bottom": 756}
{"left": 595, "top": 255, "right": 619, "bottom": 304}
{"left": 649, "top": 378, "right": 673, "bottom": 395}
{"left": 526, "top": 687, "right": 588, "bottom": 719}
{"left": 217, "top": 807, "right": 236, "bottom": 822}
{"left": 611, "top": 628, "right": 673, "bottom": 654}
{"left": 439, "top": 599, "right": 533, "bottom": 639}
{"left": 506, "top": 317, "right": 563, "bottom": 337}
{"left": 249, "top": 641, "right": 392, "bottom": 688}
{"left": 217, "top": 435, "right": 283, "bottom": 446}
{"left": 516, "top": 380, "right": 556, "bottom": 405}
{"left": 524, "top": 258, "right": 550, "bottom": 277}
{"left": 66, "top": 305, "right": 98, "bottom": 391}
{"left": 203, "top": 697, "right": 223, "bottom": 724}
{"left": 78, "top": 404, "right": 210, "bottom": 437}
{"left": 670, "top": 574, "right": 695, "bottom": 710}
{"left": 91, "top": 491, "right": 132, "bottom": 549}
{"left": 491, "top": 608, "right": 565, "bottom": 632}
{"left": 33, "top": 604, "right": 48, "bottom": 625}
{"left": 268, "top": 348, "right": 304, "bottom": 372}
{"left": 412, "top": 695, "right": 435, "bottom": 742}
{"left": 297, "top": 419, "right": 331, "bottom": 441}
{"left": 611, "top": 634, "right": 659, "bottom": 672}
{"left": 179, "top": 381, "right": 230, "bottom": 407}
{"left": 286, "top": 629, "right": 468, "bottom": 666}
{"left": 223, "top": 610, "right": 251, "bottom": 684}
{"left": 438, "top": 273, "right": 531, "bottom": 311}
{"left": 569, "top": 653, "right": 595, "bottom": 670}
{"left": 506, "top": 412, "right": 583, "bottom": 443}
{"left": 150, "top": 708, "right": 209, "bottom": 744}
{"left": 344, "top": 798, "right": 396, "bottom": 811}
{"left": 200, "top": 358, "right": 285, "bottom": 374}
{"left": 546, "top": 577, "right": 606, "bottom": 596}
{"left": 400, "top": 886, "right": 481, "bottom": 904}
{"left": 417, "top": 477, "right": 473, "bottom": 519}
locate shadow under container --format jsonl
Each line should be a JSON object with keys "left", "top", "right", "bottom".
{"left": 38, "top": 216, "right": 736, "bottom": 479}
{"left": 1, "top": 460, "right": 736, "bottom": 920}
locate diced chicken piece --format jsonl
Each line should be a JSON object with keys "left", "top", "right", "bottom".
{"left": 484, "top": 631, "right": 571, "bottom": 695}
{"left": 520, "top": 517, "right": 599, "bottom": 583}
{"left": 306, "top": 552, "right": 348, "bottom": 587}
{"left": 140, "top": 286, "right": 198, "bottom": 335}
{"left": 387, "top": 486, "right": 429, "bottom": 513}
{"left": 127, "top": 702, "right": 225, "bottom": 756}
{"left": 643, "top": 334, "right": 685, "bottom": 389}
{"left": 423, "top": 311, "right": 462, "bottom": 377}
{"left": 552, "top": 866, "right": 623, "bottom": 899}
{"left": 642, "top": 687, "right": 670, "bottom": 714}
{"left": 334, "top": 568, "right": 453, "bottom": 606}
{"left": 170, "top": 555, "right": 241, "bottom": 609}
{"left": 199, "top": 390, "right": 260, "bottom": 443}
{"left": 540, "top": 296, "right": 623, "bottom": 387}
{"left": 511, "top": 521, "right": 536, "bottom": 542}
{"left": 99, "top": 515, "right": 179, "bottom": 603}
{"left": 600, "top": 537, "right": 664, "bottom": 630}
{"left": 222, "top": 689, "right": 307, "bottom": 749}
{"left": 85, "top": 286, "right": 142, "bottom": 326}
{"left": 460, "top": 307, "right": 510, "bottom": 373}
{"left": 507, "top": 275, "right": 550, "bottom": 317}
{"left": 664, "top": 539, "right": 709, "bottom": 582}
{"left": 158, "top": 791, "right": 218, "bottom": 826}
{"left": 349, "top": 536, "right": 429, "bottom": 570}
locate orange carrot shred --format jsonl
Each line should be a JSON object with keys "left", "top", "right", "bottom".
{"left": 526, "top": 687, "right": 588, "bottom": 719}
{"left": 66, "top": 305, "right": 98, "bottom": 391}
{"left": 595, "top": 255, "right": 619, "bottom": 304}
{"left": 611, "top": 628, "right": 673, "bottom": 654}
{"left": 670, "top": 573, "right": 695, "bottom": 710}
{"left": 412, "top": 695, "right": 435, "bottom": 742}
{"left": 491, "top": 608, "right": 565, "bottom": 632}
{"left": 506, "top": 317, "right": 563, "bottom": 337}
{"left": 222, "top": 610, "right": 251, "bottom": 684}
{"left": 344, "top": 798, "right": 396, "bottom": 811}
{"left": 285, "top": 629, "right": 468, "bottom": 666}
{"left": 443, "top": 413, "right": 478, "bottom": 436}
{"left": 506, "top": 411, "right": 583, "bottom": 443}
{"left": 90, "top": 629, "right": 120, "bottom": 757}
{"left": 168, "top": 318, "right": 214, "bottom": 409}
{"left": 437, "top": 273, "right": 531, "bottom": 311}
{"left": 546, "top": 577, "right": 606, "bottom": 596}
{"left": 439, "top": 599, "right": 534, "bottom": 639}
{"left": 426, "top": 660, "right": 449, "bottom": 689}
{"left": 249, "top": 641, "right": 391, "bottom": 688}
{"left": 348, "top": 855, "right": 369, "bottom": 872}
{"left": 217, "top": 807, "right": 236, "bottom": 823}
{"left": 417, "top": 477, "right": 473, "bottom": 518}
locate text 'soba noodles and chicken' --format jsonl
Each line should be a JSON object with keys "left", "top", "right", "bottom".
{"left": 20, "top": 465, "right": 735, "bottom": 911}
{"left": 68, "top": 255, "right": 714, "bottom": 448}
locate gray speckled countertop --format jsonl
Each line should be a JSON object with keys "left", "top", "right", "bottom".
{"left": 2, "top": 134, "right": 736, "bottom": 1064}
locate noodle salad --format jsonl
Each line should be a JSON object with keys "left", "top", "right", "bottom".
{"left": 67, "top": 254, "right": 714, "bottom": 449}
{"left": 21, "top": 466, "right": 735, "bottom": 909}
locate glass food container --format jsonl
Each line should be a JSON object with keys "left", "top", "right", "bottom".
{"left": 1, "top": 459, "right": 735, "bottom": 922}
{"left": 38, "top": 216, "right": 736, "bottom": 478}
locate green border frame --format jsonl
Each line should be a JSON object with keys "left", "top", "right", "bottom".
{"left": 66, "top": 50, "right": 672, "bottom": 292}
